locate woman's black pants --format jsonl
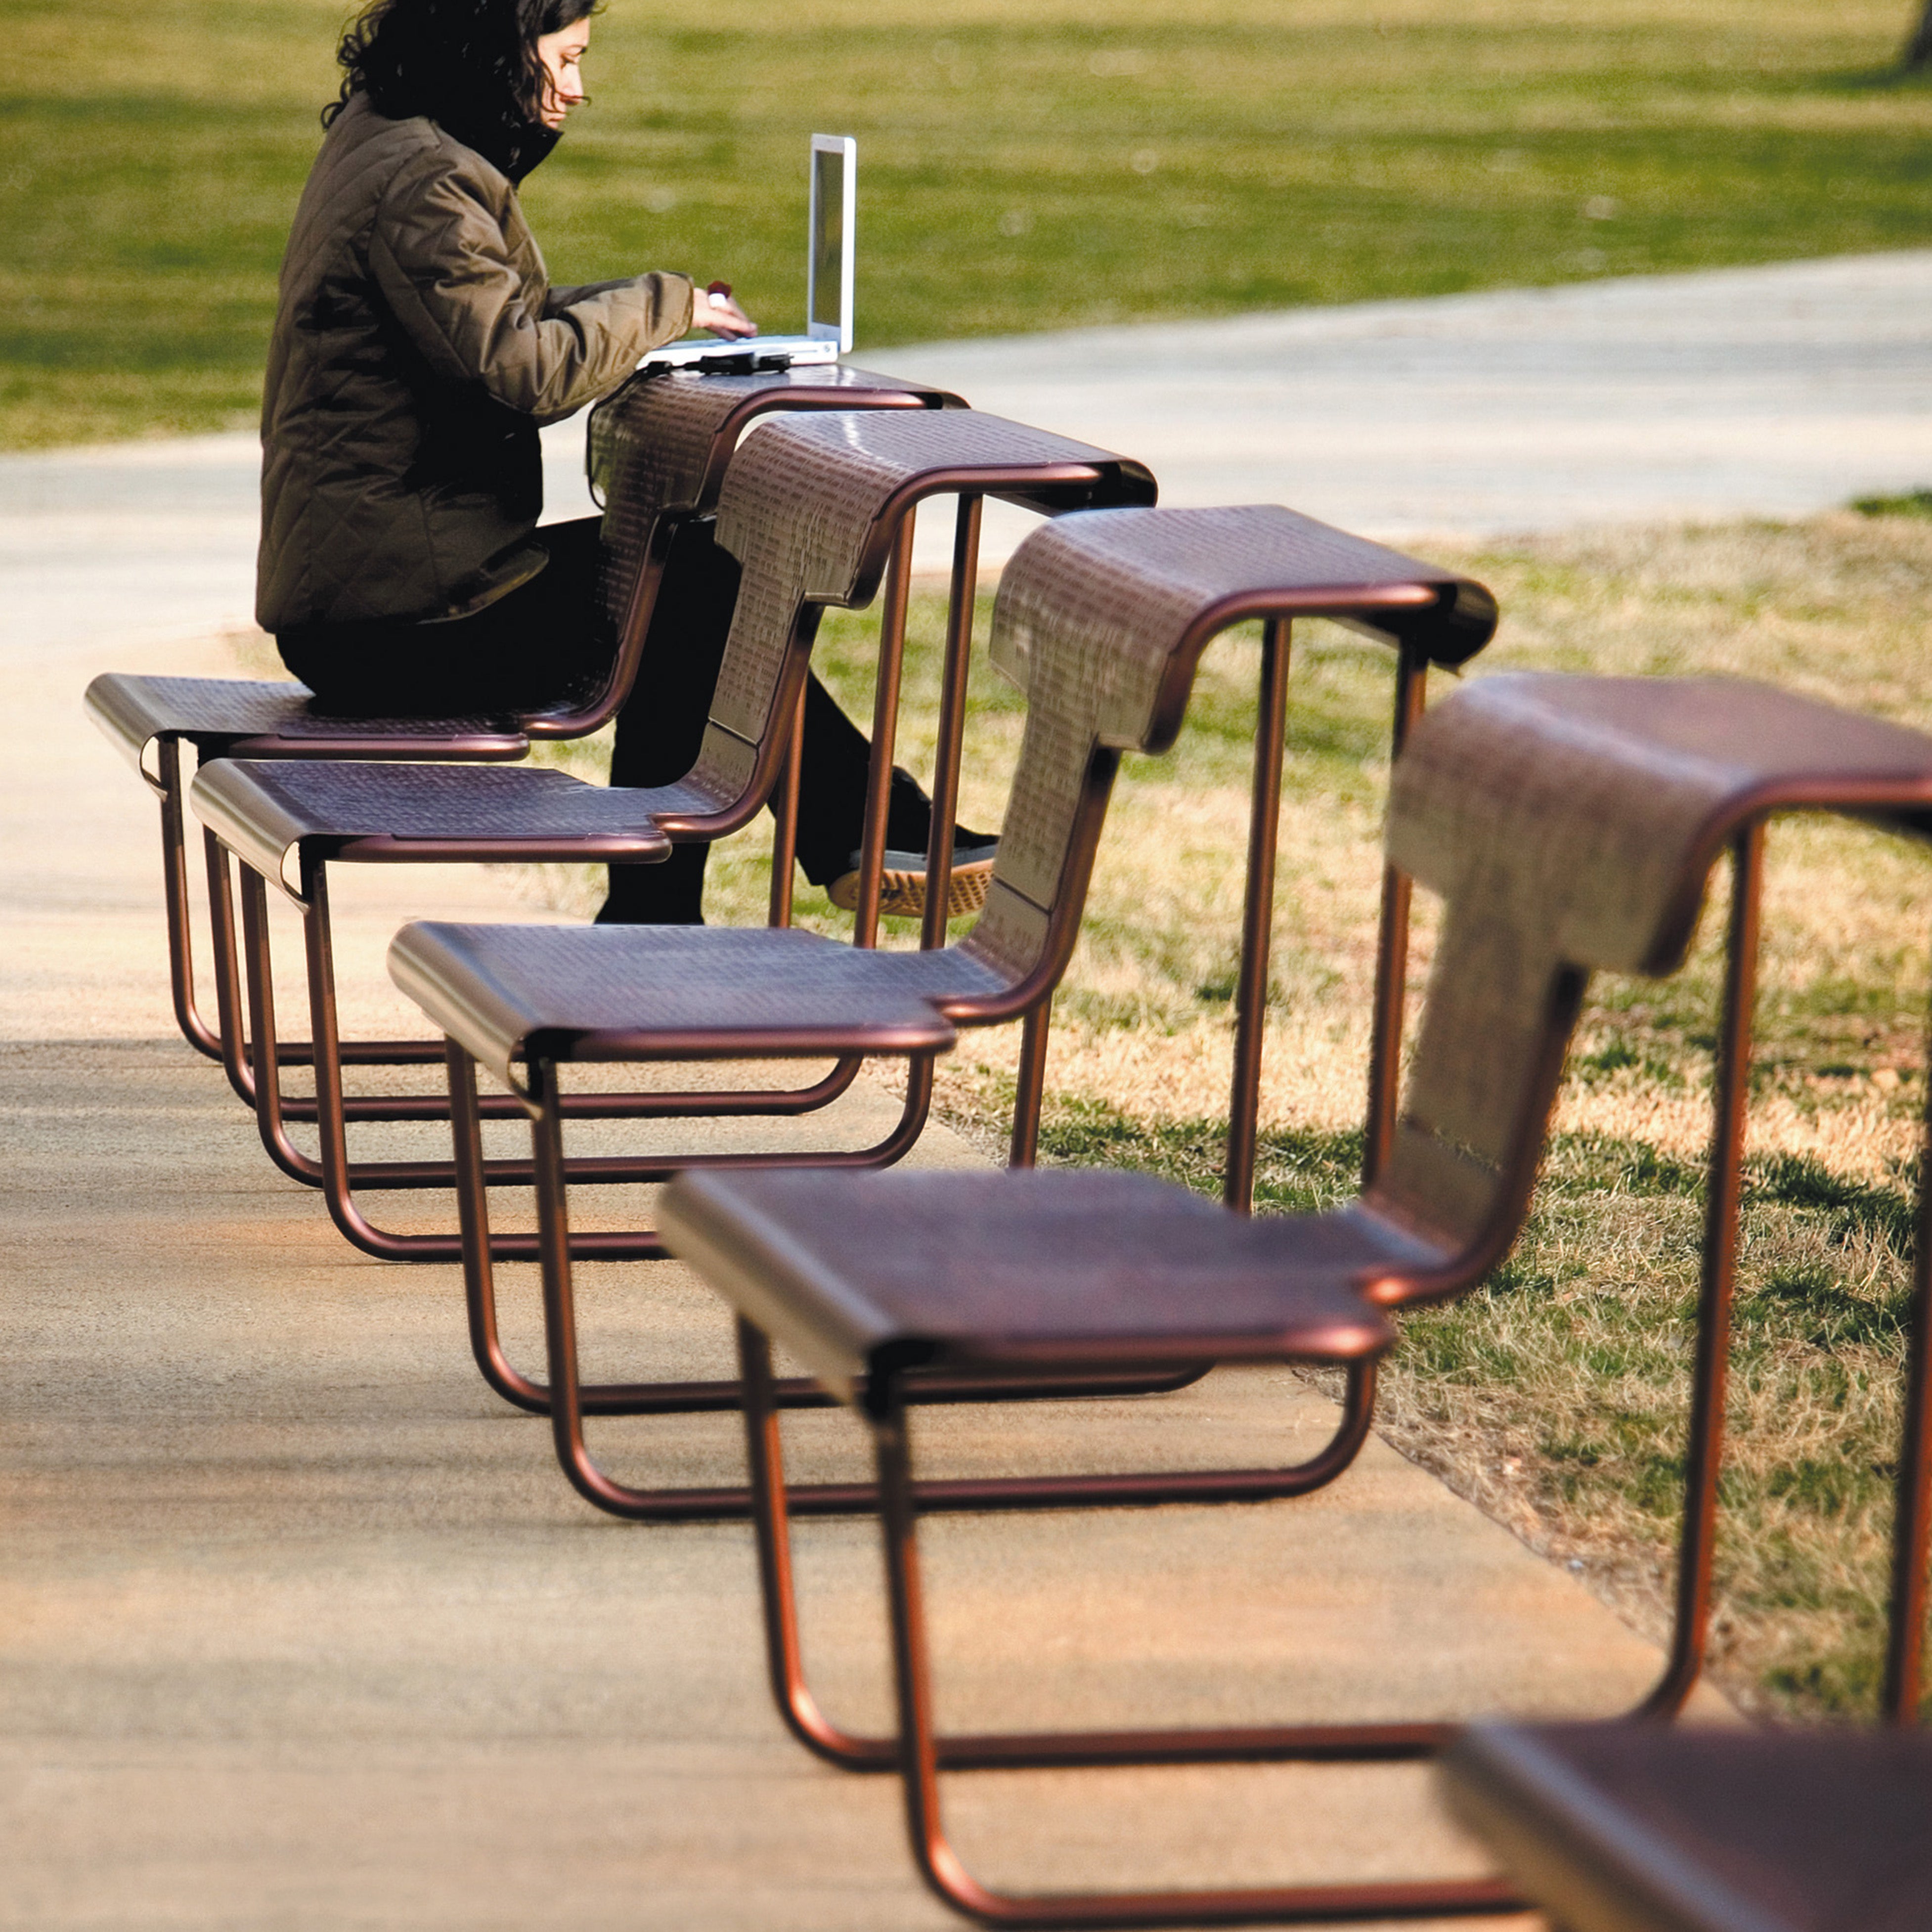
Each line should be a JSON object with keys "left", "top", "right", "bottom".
{"left": 277, "top": 516, "right": 927, "bottom": 924}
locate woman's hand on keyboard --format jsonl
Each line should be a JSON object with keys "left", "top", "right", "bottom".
{"left": 693, "top": 284, "right": 757, "bottom": 338}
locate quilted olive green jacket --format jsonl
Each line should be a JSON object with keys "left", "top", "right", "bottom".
{"left": 257, "top": 90, "right": 692, "bottom": 632}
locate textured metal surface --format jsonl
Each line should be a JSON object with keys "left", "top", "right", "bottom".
{"left": 974, "top": 503, "right": 1496, "bottom": 953}
{"left": 83, "top": 671, "right": 528, "bottom": 770}
{"left": 661, "top": 1168, "right": 1400, "bottom": 1390}
{"left": 704, "top": 409, "right": 1154, "bottom": 749}
{"left": 1378, "top": 673, "right": 1932, "bottom": 1260}
{"left": 989, "top": 504, "right": 1497, "bottom": 761}
{"left": 192, "top": 759, "right": 681, "bottom": 884}
{"left": 389, "top": 922, "right": 1003, "bottom": 1086}
{"left": 586, "top": 363, "right": 963, "bottom": 631}
{"left": 85, "top": 674, "right": 315, "bottom": 769}
{"left": 1443, "top": 1721, "right": 1932, "bottom": 1932}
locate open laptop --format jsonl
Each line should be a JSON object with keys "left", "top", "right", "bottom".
{"left": 638, "top": 133, "right": 856, "bottom": 373}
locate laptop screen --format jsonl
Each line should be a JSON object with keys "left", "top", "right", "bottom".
{"left": 807, "top": 135, "right": 855, "bottom": 349}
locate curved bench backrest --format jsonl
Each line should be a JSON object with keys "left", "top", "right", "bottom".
{"left": 660, "top": 409, "right": 1156, "bottom": 836}
{"left": 956, "top": 502, "right": 1500, "bottom": 1000}
{"left": 1372, "top": 672, "right": 1932, "bottom": 1287}
{"left": 545, "top": 365, "right": 962, "bottom": 738}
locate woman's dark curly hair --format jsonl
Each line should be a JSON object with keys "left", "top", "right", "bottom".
{"left": 325, "top": 0, "right": 599, "bottom": 176}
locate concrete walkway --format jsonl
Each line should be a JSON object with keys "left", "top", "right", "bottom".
{"left": 5, "top": 248, "right": 1929, "bottom": 655}
{"left": 875, "top": 248, "right": 1932, "bottom": 544}
{"left": 0, "top": 258, "right": 1787, "bottom": 1928}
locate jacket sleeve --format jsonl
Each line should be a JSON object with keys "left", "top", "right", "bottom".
{"left": 544, "top": 276, "right": 649, "bottom": 311}
{"left": 367, "top": 147, "right": 693, "bottom": 421}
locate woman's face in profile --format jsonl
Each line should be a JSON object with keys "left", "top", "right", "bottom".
{"left": 535, "top": 17, "right": 592, "bottom": 130}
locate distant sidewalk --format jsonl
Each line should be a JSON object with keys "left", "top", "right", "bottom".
{"left": 5, "top": 249, "right": 1930, "bottom": 658}
{"left": 874, "top": 248, "right": 1932, "bottom": 562}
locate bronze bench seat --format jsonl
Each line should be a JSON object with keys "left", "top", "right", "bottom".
{"left": 84, "top": 675, "right": 524, "bottom": 763}
{"left": 655, "top": 1166, "right": 1401, "bottom": 1392}
{"left": 198, "top": 407, "right": 1155, "bottom": 1277}
{"left": 192, "top": 759, "right": 681, "bottom": 876}
{"left": 656, "top": 669, "right": 1932, "bottom": 1928}
{"left": 389, "top": 922, "right": 995, "bottom": 1071}
{"left": 1441, "top": 1721, "right": 1932, "bottom": 1932}
{"left": 83, "top": 363, "right": 961, "bottom": 1069}
{"left": 83, "top": 673, "right": 527, "bottom": 1067}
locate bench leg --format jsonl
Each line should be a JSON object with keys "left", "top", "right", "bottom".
{"left": 918, "top": 494, "right": 983, "bottom": 953}
{"left": 218, "top": 845, "right": 859, "bottom": 1125}
{"left": 302, "top": 948, "right": 937, "bottom": 1260}
{"left": 515, "top": 1059, "right": 1377, "bottom": 1517}
{"left": 207, "top": 829, "right": 258, "bottom": 1108}
{"left": 1885, "top": 1064, "right": 1932, "bottom": 1721}
{"left": 753, "top": 1357, "right": 1519, "bottom": 1926}
{"left": 1633, "top": 820, "right": 1928, "bottom": 1724}
{"left": 738, "top": 1321, "right": 1394, "bottom": 1772}
{"left": 454, "top": 1046, "right": 1209, "bottom": 1421}
{"left": 742, "top": 1317, "right": 1806, "bottom": 1923}
{"left": 455, "top": 1041, "right": 835, "bottom": 1413}
{"left": 1225, "top": 618, "right": 1292, "bottom": 1214}
{"left": 1637, "top": 823, "right": 1760, "bottom": 1721}
{"left": 204, "top": 819, "right": 444, "bottom": 1101}
{"left": 228, "top": 859, "right": 926, "bottom": 1257}
{"left": 1361, "top": 647, "right": 1428, "bottom": 1192}
{"left": 1009, "top": 1005, "right": 1051, "bottom": 1170}
{"left": 157, "top": 739, "right": 224, "bottom": 1062}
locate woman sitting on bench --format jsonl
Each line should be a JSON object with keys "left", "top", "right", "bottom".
{"left": 256, "top": 0, "right": 988, "bottom": 923}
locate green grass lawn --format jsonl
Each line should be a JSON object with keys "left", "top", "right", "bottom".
{"left": 6, "top": 0, "right": 1932, "bottom": 447}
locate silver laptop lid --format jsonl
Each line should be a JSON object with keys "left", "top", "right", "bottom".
{"left": 807, "top": 134, "right": 856, "bottom": 352}
{"left": 636, "top": 134, "right": 855, "bottom": 371}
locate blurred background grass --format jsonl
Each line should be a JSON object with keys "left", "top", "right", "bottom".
{"left": 5, "top": 0, "right": 1932, "bottom": 447}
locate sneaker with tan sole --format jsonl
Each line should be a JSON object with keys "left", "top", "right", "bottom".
{"left": 827, "top": 839, "right": 999, "bottom": 920}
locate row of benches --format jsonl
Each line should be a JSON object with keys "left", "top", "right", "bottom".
{"left": 87, "top": 361, "right": 1932, "bottom": 1929}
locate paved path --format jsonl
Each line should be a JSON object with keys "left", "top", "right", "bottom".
{"left": 5, "top": 249, "right": 1927, "bottom": 657}
{"left": 1, "top": 1031, "right": 1722, "bottom": 1928}
{"left": 876, "top": 249, "right": 1932, "bottom": 547}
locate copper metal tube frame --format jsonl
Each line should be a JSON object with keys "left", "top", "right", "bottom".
{"left": 212, "top": 499, "right": 989, "bottom": 1263}
{"left": 739, "top": 1320, "right": 1514, "bottom": 1928}
{"left": 508, "top": 1048, "right": 1377, "bottom": 1516}
{"left": 716, "top": 822, "right": 1932, "bottom": 1922}
{"left": 142, "top": 374, "right": 958, "bottom": 1073}
{"left": 228, "top": 862, "right": 934, "bottom": 1267}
